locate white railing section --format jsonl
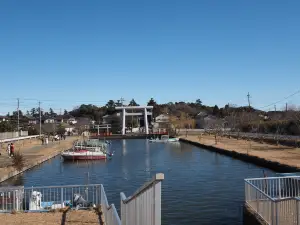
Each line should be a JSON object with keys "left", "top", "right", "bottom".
{"left": 0, "top": 184, "right": 101, "bottom": 212}
{"left": 0, "top": 135, "right": 41, "bottom": 143}
{"left": 245, "top": 176, "right": 300, "bottom": 225}
{"left": 0, "top": 131, "right": 29, "bottom": 140}
{"left": 101, "top": 185, "right": 121, "bottom": 225}
{"left": 120, "top": 173, "right": 164, "bottom": 225}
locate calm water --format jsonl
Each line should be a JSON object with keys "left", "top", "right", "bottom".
{"left": 2, "top": 139, "right": 276, "bottom": 225}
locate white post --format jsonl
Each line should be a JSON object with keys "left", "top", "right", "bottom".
{"left": 97, "top": 125, "right": 99, "bottom": 136}
{"left": 122, "top": 108, "right": 126, "bottom": 135}
{"left": 144, "top": 108, "right": 149, "bottom": 134}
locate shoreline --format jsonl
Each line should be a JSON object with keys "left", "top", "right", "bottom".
{"left": 180, "top": 136, "right": 300, "bottom": 173}
{"left": 0, "top": 137, "right": 77, "bottom": 183}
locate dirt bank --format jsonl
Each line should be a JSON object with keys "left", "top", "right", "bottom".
{"left": 181, "top": 135, "right": 300, "bottom": 172}
{"left": 0, "top": 136, "right": 79, "bottom": 182}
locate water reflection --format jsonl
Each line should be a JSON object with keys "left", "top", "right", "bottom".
{"left": 1, "top": 139, "right": 277, "bottom": 225}
{"left": 122, "top": 139, "right": 126, "bottom": 156}
{"left": 121, "top": 139, "right": 129, "bottom": 181}
{"left": 145, "top": 140, "right": 151, "bottom": 176}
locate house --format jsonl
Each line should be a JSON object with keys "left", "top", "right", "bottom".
{"left": 75, "top": 117, "right": 93, "bottom": 130}
{"left": 155, "top": 114, "right": 169, "bottom": 123}
{"left": 25, "top": 115, "right": 38, "bottom": 125}
{"left": 195, "top": 111, "right": 224, "bottom": 129}
{"left": 43, "top": 117, "right": 55, "bottom": 124}
{"left": 55, "top": 115, "right": 65, "bottom": 124}
{"left": 67, "top": 117, "right": 77, "bottom": 125}
{"left": 64, "top": 125, "right": 76, "bottom": 135}
{"left": 0, "top": 115, "right": 7, "bottom": 122}
{"left": 152, "top": 114, "right": 169, "bottom": 130}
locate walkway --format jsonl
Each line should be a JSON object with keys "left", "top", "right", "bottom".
{"left": 0, "top": 136, "right": 79, "bottom": 182}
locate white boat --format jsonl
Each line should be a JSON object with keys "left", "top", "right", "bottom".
{"left": 148, "top": 135, "right": 179, "bottom": 143}
{"left": 61, "top": 140, "right": 113, "bottom": 160}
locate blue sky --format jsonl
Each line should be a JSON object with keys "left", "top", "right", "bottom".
{"left": 0, "top": 0, "right": 300, "bottom": 114}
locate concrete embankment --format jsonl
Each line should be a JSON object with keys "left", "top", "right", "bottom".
{"left": 0, "top": 137, "right": 78, "bottom": 183}
{"left": 180, "top": 135, "right": 300, "bottom": 172}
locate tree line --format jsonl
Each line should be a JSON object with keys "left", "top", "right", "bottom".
{"left": 1, "top": 98, "right": 300, "bottom": 136}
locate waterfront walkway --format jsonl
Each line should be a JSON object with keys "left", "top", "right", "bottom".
{"left": 181, "top": 134, "right": 300, "bottom": 170}
{"left": 0, "top": 136, "right": 78, "bottom": 182}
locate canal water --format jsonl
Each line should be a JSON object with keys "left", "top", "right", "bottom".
{"left": 2, "top": 139, "right": 276, "bottom": 225}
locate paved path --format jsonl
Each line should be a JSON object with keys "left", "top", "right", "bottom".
{"left": 0, "top": 136, "right": 79, "bottom": 182}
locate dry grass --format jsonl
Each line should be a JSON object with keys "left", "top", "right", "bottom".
{"left": 0, "top": 210, "right": 102, "bottom": 225}
{"left": 182, "top": 134, "right": 300, "bottom": 168}
{"left": 11, "top": 151, "right": 25, "bottom": 172}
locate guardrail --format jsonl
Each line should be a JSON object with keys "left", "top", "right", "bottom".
{"left": 101, "top": 185, "right": 121, "bottom": 225}
{"left": 245, "top": 176, "right": 300, "bottom": 225}
{"left": 0, "top": 175, "right": 164, "bottom": 225}
{"left": 120, "top": 173, "right": 164, "bottom": 225}
{"left": 0, "top": 184, "right": 101, "bottom": 212}
{"left": 0, "top": 135, "right": 41, "bottom": 144}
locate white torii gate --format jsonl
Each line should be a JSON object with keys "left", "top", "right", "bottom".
{"left": 115, "top": 106, "right": 153, "bottom": 135}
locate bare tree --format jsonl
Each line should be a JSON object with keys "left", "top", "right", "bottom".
{"left": 168, "top": 112, "right": 195, "bottom": 137}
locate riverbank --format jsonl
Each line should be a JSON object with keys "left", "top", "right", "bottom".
{"left": 180, "top": 135, "right": 300, "bottom": 172}
{"left": 0, "top": 136, "right": 78, "bottom": 183}
{"left": 0, "top": 209, "right": 102, "bottom": 225}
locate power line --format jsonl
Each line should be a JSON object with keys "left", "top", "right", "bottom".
{"left": 259, "top": 89, "right": 300, "bottom": 110}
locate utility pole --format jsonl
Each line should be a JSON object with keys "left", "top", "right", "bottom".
{"left": 60, "top": 108, "right": 62, "bottom": 115}
{"left": 274, "top": 105, "right": 277, "bottom": 112}
{"left": 39, "top": 101, "right": 41, "bottom": 137}
{"left": 120, "top": 97, "right": 125, "bottom": 106}
{"left": 247, "top": 92, "right": 251, "bottom": 108}
{"left": 17, "top": 98, "right": 20, "bottom": 136}
{"left": 286, "top": 103, "right": 288, "bottom": 112}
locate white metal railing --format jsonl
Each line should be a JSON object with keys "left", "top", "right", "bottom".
{"left": 0, "top": 135, "right": 40, "bottom": 143}
{"left": 245, "top": 176, "right": 300, "bottom": 225}
{"left": 120, "top": 173, "right": 164, "bottom": 225}
{"left": 0, "top": 184, "right": 101, "bottom": 212}
{"left": 0, "top": 176, "right": 164, "bottom": 225}
{"left": 0, "top": 131, "right": 29, "bottom": 140}
{"left": 101, "top": 185, "right": 121, "bottom": 225}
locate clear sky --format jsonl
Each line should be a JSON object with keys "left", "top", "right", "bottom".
{"left": 0, "top": 0, "right": 300, "bottom": 114}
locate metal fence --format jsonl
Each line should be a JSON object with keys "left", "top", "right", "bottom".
{"left": 0, "top": 184, "right": 101, "bottom": 212}
{"left": 245, "top": 176, "right": 300, "bottom": 225}
{"left": 120, "top": 173, "right": 164, "bottom": 225}
{"left": 0, "top": 175, "right": 164, "bottom": 225}
{"left": 101, "top": 185, "right": 121, "bottom": 225}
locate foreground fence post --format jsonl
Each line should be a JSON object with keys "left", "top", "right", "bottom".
{"left": 120, "top": 173, "right": 164, "bottom": 225}
{"left": 154, "top": 178, "right": 162, "bottom": 225}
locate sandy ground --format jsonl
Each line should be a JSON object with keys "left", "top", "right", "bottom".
{"left": 181, "top": 134, "right": 300, "bottom": 168}
{"left": 0, "top": 210, "right": 102, "bottom": 225}
{"left": 0, "top": 136, "right": 79, "bottom": 180}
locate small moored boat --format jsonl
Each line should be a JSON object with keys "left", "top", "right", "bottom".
{"left": 148, "top": 135, "right": 179, "bottom": 143}
{"left": 61, "top": 140, "right": 113, "bottom": 160}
